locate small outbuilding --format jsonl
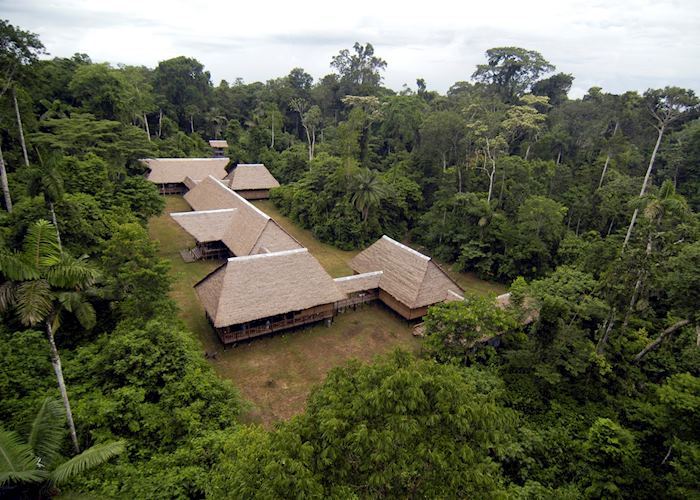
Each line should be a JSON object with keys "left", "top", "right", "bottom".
{"left": 350, "top": 236, "right": 464, "bottom": 319}
{"left": 195, "top": 248, "right": 345, "bottom": 344}
{"left": 209, "top": 139, "right": 229, "bottom": 158}
{"left": 143, "top": 158, "right": 229, "bottom": 194}
{"left": 224, "top": 163, "right": 280, "bottom": 200}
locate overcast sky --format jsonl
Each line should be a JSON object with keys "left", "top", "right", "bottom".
{"left": 2, "top": 0, "right": 698, "bottom": 98}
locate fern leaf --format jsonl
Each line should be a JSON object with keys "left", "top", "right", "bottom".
{"left": 28, "top": 399, "right": 65, "bottom": 468}
{"left": 50, "top": 441, "right": 125, "bottom": 485}
{"left": 15, "top": 279, "right": 53, "bottom": 327}
{"left": 0, "top": 429, "right": 47, "bottom": 486}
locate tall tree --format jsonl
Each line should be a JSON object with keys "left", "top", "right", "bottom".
{"left": 153, "top": 56, "right": 212, "bottom": 131}
{"left": 472, "top": 47, "right": 554, "bottom": 102}
{"left": 622, "top": 87, "right": 699, "bottom": 249}
{"left": 0, "top": 220, "right": 99, "bottom": 453}
{"left": 350, "top": 168, "right": 385, "bottom": 222}
{"left": 331, "top": 42, "right": 387, "bottom": 96}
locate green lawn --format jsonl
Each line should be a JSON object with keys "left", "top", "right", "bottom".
{"left": 148, "top": 195, "right": 505, "bottom": 426}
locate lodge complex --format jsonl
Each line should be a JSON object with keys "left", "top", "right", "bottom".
{"left": 143, "top": 149, "right": 465, "bottom": 345}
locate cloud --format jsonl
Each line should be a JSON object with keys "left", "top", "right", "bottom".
{"left": 1, "top": 0, "right": 698, "bottom": 96}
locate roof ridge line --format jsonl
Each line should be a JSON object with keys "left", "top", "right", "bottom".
{"left": 209, "top": 175, "right": 271, "bottom": 220}
{"left": 334, "top": 271, "right": 383, "bottom": 282}
{"left": 381, "top": 235, "right": 430, "bottom": 261}
{"left": 227, "top": 248, "right": 307, "bottom": 262}
{"left": 171, "top": 208, "right": 237, "bottom": 217}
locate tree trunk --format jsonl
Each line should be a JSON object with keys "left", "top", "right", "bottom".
{"left": 311, "top": 129, "right": 316, "bottom": 160}
{"left": 46, "top": 320, "right": 80, "bottom": 454}
{"left": 0, "top": 143, "right": 12, "bottom": 212}
{"left": 13, "top": 88, "right": 30, "bottom": 167}
{"left": 457, "top": 164, "right": 462, "bottom": 193}
{"left": 556, "top": 149, "right": 561, "bottom": 166}
{"left": 598, "top": 122, "right": 619, "bottom": 188}
{"left": 596, "top": 308, "right": 616, "bottom": 354}
{"left": 634, "top": 319, "right": 691, "bottom": 362}
{"left": 304, "top": 126, "right": 313, "bottom": 161}
{"left": 524, "top": 144, "right": 531, "bottom": 160}
{"left": 50, "top": 201, "right": 62, "bottom": 251}
{"left": 190, "top": 115, "right": 194, "bottom": 134}
{"left": 143, "top": 113, "right": 151, "bottom": 142}
{"left": 270, "top": 116, "right": 275, "bottom": 149}
{"left": 157, "top": 109, "right": 163, "bottom": 138}
{"left": 623, "top": 125, "right": 665, "bottom": 250}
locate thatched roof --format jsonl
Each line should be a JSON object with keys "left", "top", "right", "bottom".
{"left": 143, "top": 158, "right": 229, "bottom": 184}
{"left": 225, "top": 164, "right": 280, "bottom": 191}
{"left": 334, "top": 271, "right": 383, "bottom": 295}
{"left": 183, "top": 176, "right": 200, "bottom": 190}
{"left": 171, "top": 209, "right": 237, "bottom": 243}
{"left": 209, "top": 140, "right": 229, "bottom": 148}
{"left": 195, "top": 248, "right": 345, "bottom": 327}
{"left": 350, "top": 236, "right": 463, "bottom": 309}
{"left": 179, "top": 176, "right": 301, "bottom": 256}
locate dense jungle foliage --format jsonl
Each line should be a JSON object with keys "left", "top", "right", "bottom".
{"left": 0, "top": 19, "right": 699, "bottom": 498}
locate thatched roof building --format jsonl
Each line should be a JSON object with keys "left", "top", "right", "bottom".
{"left": 175, "top": 176, "right": 301, "bottom": 258}
{"left": 350, "top": 236, "right": 464, "bottom": 319}
{"left": 143, "top": 158, "right": 229, "bottom": 194}
{"left": 195, "top": 248, "right": 345, "bottom": 343}
{"left": 209, "top": 140, "right": 229, "bottom": 149}
{"left": 224, "top": 163, "right": 280, "bottom": 200}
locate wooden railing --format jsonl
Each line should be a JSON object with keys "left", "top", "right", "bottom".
{"left": 219, "top": 311, "right": 331, "bottom": 344}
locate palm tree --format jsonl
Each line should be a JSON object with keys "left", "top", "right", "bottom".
{"left": 350, "top": 169, "right": 386, "bottom": 222}
{"left": 27, "top": 151, "right": 65, "bottom": 250}
{"left": 0, "top": 398, "right": 124, "bottom": 496}
{"left": 0, "top": 220, "right": 98, "bottom": 453}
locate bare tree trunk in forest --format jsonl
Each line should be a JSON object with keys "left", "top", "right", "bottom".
{"left": 270, "top": 116, "right": 275, "bottom": 149}
{"left": 596, "top": 308, "right": 616, "bottom": 354}
{"left": 623, "top": 124, "right": 665, "bottom": 250}
{"left": 311, "top": 128, "right": 316, "bottom": 160}
{"left": 13, "top": 88, "right": 30, "bottom": 167}
{"left": 633, "top": 319, "right": 691, "bottom": 362}
{"left": 524, "top": 144, "right": 531, "bottom": 160}
{"left": 143, "top": 113, "right": 151, "bottom": 142}
{"left": 575, "top": 216, "right": 581, "bottom": 236}
{"left": 190, "top": 115, "right": 194, "bottom": 134}
{"left": 556, "top": 149, "right": 561, "bottom": 166}
{"left": 0, "top": 143, "right": 12, "bottom": 212}
{"left": 158, "top": 109, "right": 163, "bottom": 138}
{"left": 50, "top": 201, "right": 62, "bottom": 251}
{"left": 483, "top": 139, "right": 497, "bottom": 204}
{"left": 599, "top": 121, "right": 619, "bottom": 188}
{"left": 46, "top": 320, "right": 80, "bottom": 454}
{"left": 621, "top": 230, "right": 654, "bottom": 332}
{"left": 457, "top": 165, "right": 462, "bottom": 193}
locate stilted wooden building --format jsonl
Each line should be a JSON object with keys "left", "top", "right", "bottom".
{"left": 349, "top": 236, "right": 464, "bottom": 319}
{"left": 209, "top": 139, "right": 229, "bottom": 158}
{"left": 143, "top": 158, "right": 229, "bottom": 194}
{"left": 172, "top": 176, "right": 301, "bottom": 259}
{"left": 223, "top": 163, "right": 280, "bottom": 200}
{"left": 195, "top": 248, "right": 345, "bottom": 344}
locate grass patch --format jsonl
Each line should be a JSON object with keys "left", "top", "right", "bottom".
{"left": 148, "top": 195, "right": 504, "bottom": 426}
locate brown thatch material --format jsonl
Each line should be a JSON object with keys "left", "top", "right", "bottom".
{"left": 171, "top": 209, "right": 237, "bottom": 243}
{"left": 183, "top": 176, "right": 200, "bottom": 190}
{"left": 225, "top": 164, "right": 280, "bottom": 191}
{"left": 350, "top": 235, "right": 463, "bottom": 310}
{"left": 195, "top": 248, "right": 345, "bottom": 328}
{"left": 334, "top": 271, "right": 382, "bottom": 295}
{"left": 180, "top": 176, "right": 301, "bottom": 256}
{"left": 143, "top": 158, "right": 229, "bottom": 184}
{"left": 209, "top": 140, "right": 229, "bottom": 148}
{"left": 445, "top": 289, "right": 465, "bottom": 302}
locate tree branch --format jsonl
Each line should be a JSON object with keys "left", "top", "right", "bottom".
{"left": 633, "top": 319, "right": 691, "bottom": 363}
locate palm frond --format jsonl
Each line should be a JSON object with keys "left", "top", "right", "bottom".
{"left": 23, "top": 220, "right": 61, "bottom": 270}
{"left": 73, "top": 300, "right": 96, "bottom": 330}
{"left": 0, "top": 250, "right": 39, "bottom": 281}
{"left": 28, "top": 399, "right": 65, "bottom": 468}
{"left": 46, "top": 255, "right": 99, "bottom": 289}
{"left": 15, "top": 279, "right": 53, "bottom": 327}
{"left": 0, "top": 429, "right": 47, "bottom": 486}
{"left": 49, "top": 441, "right": 125, "bottom": 485}
{"left": 0, "top": 282, "right": 17, "bottom": 313}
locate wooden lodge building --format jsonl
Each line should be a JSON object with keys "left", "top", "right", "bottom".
{"left": 223, "top": 163, "right": 280, "bottom": 200}
{"left": 172, "top": 176, "right": 301, "bottom": 260}
{"left": 209, "top": 139, "right": 229, "bottom": 158}
{"left": 143, "top": 158, "right": 229, "bottom": 194}
{"left": 350, "top": 236, "right": 464, "bottom": 319}
{"left": 195, "top": 248, "right": 346, "bottom": 344}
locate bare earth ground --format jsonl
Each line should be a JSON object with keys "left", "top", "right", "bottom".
{"left": 148, "top": 196, "right": 504, "bottom": 426}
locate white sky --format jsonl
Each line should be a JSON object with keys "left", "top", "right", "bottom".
{"left": 2, "top": 0, "right": 699, "bottom": 98}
